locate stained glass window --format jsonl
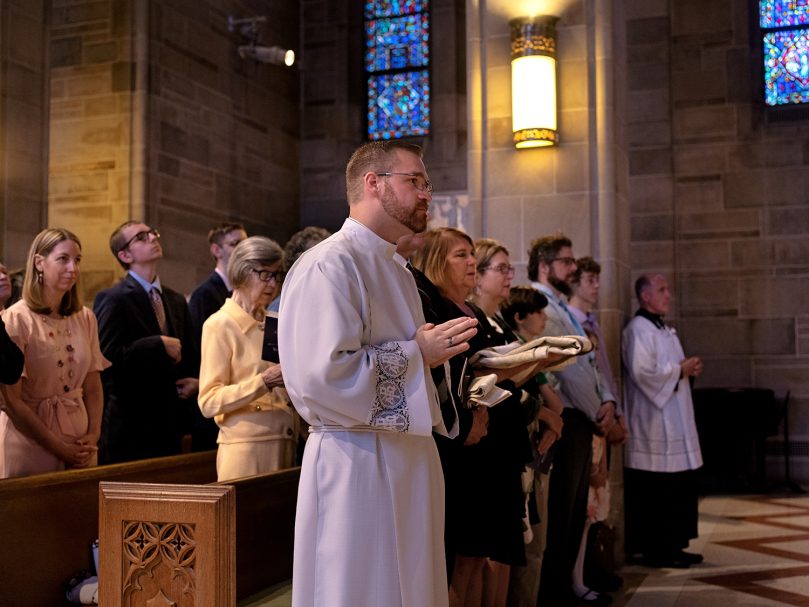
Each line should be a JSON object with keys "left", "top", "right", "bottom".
{"left": 365, "top": 0, "right": 430, "bottom": 139}
{"left": 760, "top": 0, "right": 809, "bottom": 28}
{"left": 761, "top": 1, "right": 809, "bottom": 106}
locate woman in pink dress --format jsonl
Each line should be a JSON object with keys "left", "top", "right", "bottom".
{"left": 0, "top": 228, "right": 110, "bottom": 478}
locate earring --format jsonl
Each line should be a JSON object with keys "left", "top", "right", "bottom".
{"left": 37, "top": 270, "right": 43, "bottom": 285}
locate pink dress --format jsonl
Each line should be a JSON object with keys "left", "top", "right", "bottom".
{"left": 0, "top": 301, "right": 110, "bottom": 478}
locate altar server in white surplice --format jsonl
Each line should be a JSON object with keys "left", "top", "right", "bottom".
{"left": 622, "top": 273, "right": 705, "bottom": 569}
{"left": 279, "top": 141, "right": 478, "bottom": 607}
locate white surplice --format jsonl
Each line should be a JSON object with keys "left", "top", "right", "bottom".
{"left": 622, "top": 315, "right": 703, "bottom": 472}
{"left": 278, "top": 218, "right": 449, "bottom": 607}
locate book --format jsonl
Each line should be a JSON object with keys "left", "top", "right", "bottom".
{"left": 262, "top": 312, "right": 280, "bottom": 363}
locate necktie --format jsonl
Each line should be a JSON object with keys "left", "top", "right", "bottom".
{"left": 149, "top": 287, "right": 167, "bottom": 335}
{"left": 560, "top": 298, "right": 585, "bottom": 337}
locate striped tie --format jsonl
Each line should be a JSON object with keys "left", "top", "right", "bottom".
{"left": 149, "top": 287, "right": 167, "bottom": 335}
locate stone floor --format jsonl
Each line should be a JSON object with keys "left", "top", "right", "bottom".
{"left": 240, "top": 492, "right": 809, "bottom": 607}
{"left": 240, "top": 581, "right": 292, "bottom": 607}
{"left": 614, "top": 492, "right": 809, "bottom": 607}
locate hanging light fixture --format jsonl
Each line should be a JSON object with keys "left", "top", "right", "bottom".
{"left": 510, "top": 15, "right": 559, "bottom": 149}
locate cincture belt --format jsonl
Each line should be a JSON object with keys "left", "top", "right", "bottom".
{"left": 309, "top": 424, "right": 390, "bottom": 434}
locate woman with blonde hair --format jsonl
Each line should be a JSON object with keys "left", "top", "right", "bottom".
{"left": 0, "top": 228, "right": 109, "bottom": 478}
{"left": 198, "top": 236, "right": 296, "bottom": 481}
{"left": 412, "top": 228, "right": 534, "bottom": 607}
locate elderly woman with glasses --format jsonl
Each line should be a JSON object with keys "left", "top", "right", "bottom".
{"left": 198, "top": 236, "right": 297, "bottom": 481}
{"left": 0, "top": 228, "right": 110, "bottom": 478}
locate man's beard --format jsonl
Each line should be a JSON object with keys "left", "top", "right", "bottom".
{"left": 380, "top": 186, "right": 427, "bottom": 233}
{"left": 550, "top": 268, "right": 572, "bottom": 297}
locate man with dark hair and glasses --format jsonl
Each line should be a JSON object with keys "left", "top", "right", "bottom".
{"left": 93, "top": 220, "right": 200, "bottom": 464}
{"left": 527, "top": 233, "right": 618, "bottom": 606}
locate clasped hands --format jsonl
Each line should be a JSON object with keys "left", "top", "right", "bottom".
{"left": 680, "top": 356, "right": 703, "bottom": 378}
{"left": 60, "top": 434, "right": 98, "bottom": 468}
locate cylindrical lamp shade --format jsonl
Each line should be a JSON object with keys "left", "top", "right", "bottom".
{"left": 510, "top": 16, "right": 559, "bottom": 148}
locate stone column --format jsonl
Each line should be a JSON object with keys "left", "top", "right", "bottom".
{"left": 466, "top": 0, "right": 624, "bottom": 277}
{"left": 48, "top": 0, "right": 138, "bottom": 296}
{"left": 0, "top": 0, "right": 49, "bottom": 269}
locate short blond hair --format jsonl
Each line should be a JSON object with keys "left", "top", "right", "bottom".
{"left": 345, "top": 141, "right": 423, "bottom": 204}
{"left": 410, "top": 228, "right": 473, "bottom": 294}
{"left": 23, "top": 228, "right": 83, "bottom": 316}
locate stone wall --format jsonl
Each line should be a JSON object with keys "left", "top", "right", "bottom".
{"left": 48, "top": 0, "right": 300, "bottom": 297}
{"left": 146, "top": 0, "right": 300, "bottom": 292}
{"left": 624, "top": 0, "right": 809, "bottom": 474}
{"left": 299, "top": 0, "right": 468, "bottom": 231}
{"left": 48, "top": 0, "right": 136, "bottom": 296}
{"left": 0, "top": 0, "right": 49, "bottom": 270}
{"left": 467, "top": 0, "right": 630, "bottom": 384}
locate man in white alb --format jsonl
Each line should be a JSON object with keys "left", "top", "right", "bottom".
{"left": 622, "top": 273, "right": 704, "bottom": 568}
{"left": 278, "top": 141, "right": 478, "bottom": 607}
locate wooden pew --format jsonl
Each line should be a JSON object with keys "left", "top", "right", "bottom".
{"left": 0, "top": 451, "right": 217, "bottom": 607}
{"left": 98, "top": 467, "right": 300, "bottom": 605}
{"left": 216, "top": 468, "right": 299, "bottom": 600}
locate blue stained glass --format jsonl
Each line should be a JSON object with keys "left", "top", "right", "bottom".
{"left": 760, "top": 0, "right": 809, "bottom": 28}
{"left": 364, "top": 0, "right": 428, "bottom": 19}
{"left": 764, "top": 28, "right": 809, "bottom": 105}
{"left": 365, "top": 15, "right": 430, "bottom": 72}
{"left": 367, "top": 71, "right": 430, "bottom": 139}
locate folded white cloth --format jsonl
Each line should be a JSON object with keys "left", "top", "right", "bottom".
{"left": 466, "top": 373, "right": 512, "bottom": 408}
{"left": 469, "top": 335, "right": 593, "bottom": 384}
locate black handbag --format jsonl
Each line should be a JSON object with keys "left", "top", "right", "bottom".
{"left": 584, "top": 521, "right": 618, "bottom": 591}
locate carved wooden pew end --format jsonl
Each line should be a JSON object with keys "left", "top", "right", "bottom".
{"left": 99, "top": 482, "right": 236, "bottom": 606}
{"left": 98, "top": 467, "right": 299, "bottom": 606}
{"left": 0, "top": 451, "right": 218, "bottom": 607}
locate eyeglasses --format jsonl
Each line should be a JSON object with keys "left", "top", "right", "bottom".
{"left": 486, "top": 264, "right": 515, "bottom": 276}
{"left": 376, "top": 172, "right": 433, "bottom": 194}
{"left": 123, "top": 228, "right": 160, "bottom": 250}
{"left": 550, "top": 256, "right": 576, "bottom": 266}
{"left": 252, "top": 268, "right": 280, "bottom": 283}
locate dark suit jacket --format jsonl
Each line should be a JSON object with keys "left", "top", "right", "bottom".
{"left": 0, "top": 317, "right": 23, "bottom": 384}
{"left": 93, "top": 274, "right": 200, "bottom": 464}
{"left": 188, "top": 271, "right": 229, "bottom": 342}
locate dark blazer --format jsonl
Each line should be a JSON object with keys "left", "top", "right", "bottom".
{"left": 188, "top": 271, "right": 229, "bottom": 342}
{"left": 0, "top": 317, "right": 23, "bottom": 385}
{"left": 93, "top": 273, "right": 200, "bottom": 464}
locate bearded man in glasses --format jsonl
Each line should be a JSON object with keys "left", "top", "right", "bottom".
{"left": 528, "top": 234, "right": 618, "bottom": 606}
{"left": 93, "top": 220, "right": 199, "bottom": 464}
{"left": 279, "top": 141, "right": 478, "bottom": 607}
